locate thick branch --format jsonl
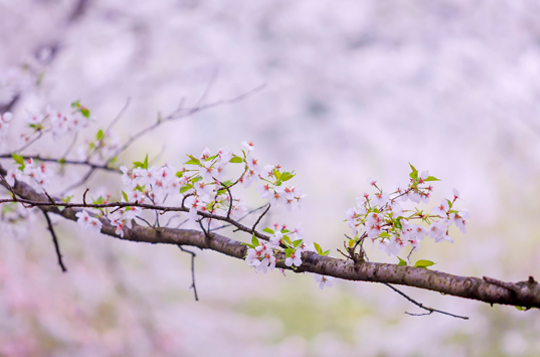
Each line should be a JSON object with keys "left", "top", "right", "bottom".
{"left": 1, "top": 164, "right": 540, "bottom": 310}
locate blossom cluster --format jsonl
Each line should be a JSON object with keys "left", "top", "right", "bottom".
{"left": 345, "top": 164, "right": 470, "bottom": 258}
{"left": 244, "top": 223, "right": 335, "bottom": 289}
{"left": 21, "top": 101, "right": 91, "bottom": 141}
{"left": 5, "top": 156, "right": 52, "bottom": 189}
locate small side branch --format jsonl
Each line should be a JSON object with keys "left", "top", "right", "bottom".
{"left": 178, "top": 245, "right": 199, "bottom": 301}
{"left": 42, "top": 210, "right": 68, "bottom": 273}
{"left": 252, "top": 203, "right": 270, "bottom": 232}
{"left": 383, "top": 283, "right": 468, "bottom": 320}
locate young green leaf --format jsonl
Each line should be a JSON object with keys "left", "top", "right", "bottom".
{"left": 12, "top": 153, "right": 24, "bottom": 166}
{"left": 281, "top": 172, "right": 295, "bottom": 182}
{"left": 122, "top": 191, "right": 129, "bottom": 202}
{"left": 180, "top": 184, "right": 193, "bottom": 194}
{"left": 263, "top": 227, "right": 274, "bottom": 234}
{"left": 424, "top": 176, "right": 440, "bottom": 182}
{"left": 397, "top": 256, "right": 407, "bottom": 266}
{"left": 282, "top": 235, "right": 292, "bottom": 246}
{"left": 414, "top": 259, "right": 435, "bottom": 269}
{"left": 184, "top": 159, "right": 200, "bottom": 165}
{"left": 96, "top": 129, "right": 104, "bottom": 141}
{"left": 229, "top": 156, "right": 244, "bottom": 164}
{"left": 314, "top": 242, "right": 323, "bottom": 255}
{"left": 143, "top": 154, "right": 148, "bottom": 170}
{"left": 251, "top": 234, "right": 259, "bottom": 247}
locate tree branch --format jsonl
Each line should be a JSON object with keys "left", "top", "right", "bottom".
{"left": 41, "top": 210, "right": 68, "bottom": 273}
{"left": 2, "top": 163, "right": 540, "bottom": 310}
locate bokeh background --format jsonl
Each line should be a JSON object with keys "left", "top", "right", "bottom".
{"left": 1, "top": 0, "right": 540, "bottom": 356}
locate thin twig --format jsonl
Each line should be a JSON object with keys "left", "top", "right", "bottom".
{"left": 105, "top": 98, "right": 131, "bottom": 137}
{"left": 210, "top": 204, "right": 267, "bottom": 232}
{"left": 252, "top": 203, "right": 271, "bottom": 232}
{"left": 383, "top": 283, "right": 468, "bottom": 320}
{"left": 42, "top": 210, "right": 67, "bottom": 273}
{"left": 108, "top": 84, "right": 266, "bottom": 161}
{"left": 174, "top": 218, "right": 189, "bottom": 229}
{"left": 135, "top": 215, "right": 153, "bottom": 227}
{"left": 82, "top": 188, "right": 89, "bottom": 205}
{"left": 0, "top": 154, "right": 117, "bottom": 171}
{"left": 193, "top": 67, "right": 218, "bottom": 109}
{"left": 60, "top": 167, "right": 96, "bottom": 195}
{"left": 178, "top": 245, "right": 199, "bottom": 301}
{"left": 60, "top": 133, "right": 78, "bottom": 159}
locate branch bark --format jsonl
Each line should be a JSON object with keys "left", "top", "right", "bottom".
{"left": 1, "top": 163, "right": 540, "bottom": 310}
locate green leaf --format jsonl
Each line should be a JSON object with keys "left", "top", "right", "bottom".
{"left": 281, "top": 172, "right": 295, "bottom": 182}
{"left": 293, "top": 239, "right": 303, "bottom": 248}
{"left": 229, "top": 156, "right": 243, "bottom": 164}
{"left": 251, "top": 234, "right": 259, "bottom": 247}
{"left": 97, "top": 129, "right": 104, "bottom": 141}
{"left": 80, "top": 108, "right": 90, "bottom": 118}
{"left": 273, "top": 169, "right": 282, "bottom": 180}
{"left": 94, "top": 196, "right": 104, "bottom": 205}
{"left": 378, "top": 231, "right": 391, "bottom": 238}
{"left": 176, "top": 171, "right": 183, "bottom": 178}
{"left": 122, "top": 191, "right": 129, "bottom": 202}
{"left": 394, "top": 217, "right": 403, "bottom": 230}
{"left": 12, "top": 154, "right": 24, "bottom": 166}
{"left": 241, "top": 242, "right": 255, "bottom": 249}
{"left": 62, "top": 195, "right": 74, "bottom": 203}
{"left": 180, "top": 184, "right": 193, "bottom": 194}
{"left": 322, "top": 249, "right": 330, "bottom": 256}
{"left": 285, "top": 248, "right": 293, "bottom": 258}
{"left": 133, "top": 161, "right": 144, "bottom": 169}
{"left": 414, "top": 259, "right": 435, "bottom": 269}
{"left": 424, "top": 176, "right": 440, "bottom": 182}
{"left": 348, "top": 239, "right": 355, "bottom": 248}
{"left": 143, "top": 154, "right": 148, "bottom": 170}
{"left": 282, "top": 235, "right": 292, "bottom": 246}
{"left": 515, "top": 306, "right": 526, "bottom": 311}
{"left": 263, "top": 227, "right": 274, "bottom": 234}
{"left": 192, "top": 175, "right": 202, "bottom": 183}
{"left": 185, "top": 159, "right": 200, "bottom": 166}
{"left": 447, "top": 199, "right": 453, "bottom": 209}
{"left": 221, "top": 180, "right": 233, "bottom": 187}
{"left": 314, "top": 242, "right": 323, "bottom": 255}
{"left": 397, "top": 257, "right": 407, "bottom": 266}
{"left": 71, "top": 100, "right": 80, "bottom": 108}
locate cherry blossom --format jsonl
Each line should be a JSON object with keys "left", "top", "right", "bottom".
{"left": 75, "top": 210, "right": 102, "bottom": 234}
{"left": 242, "top": 141, "right": 255, "bottom": 152}
{"left": 313, "top": 274, "right": 335, "bottom": 290}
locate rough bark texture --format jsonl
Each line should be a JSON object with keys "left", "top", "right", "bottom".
{"left": 1, "top": 163, "right": 540, "bottom": 310}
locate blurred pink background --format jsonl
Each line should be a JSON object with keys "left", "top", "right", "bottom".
{"left": 1, "top": 0, "right": 540, "bottom": 356}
